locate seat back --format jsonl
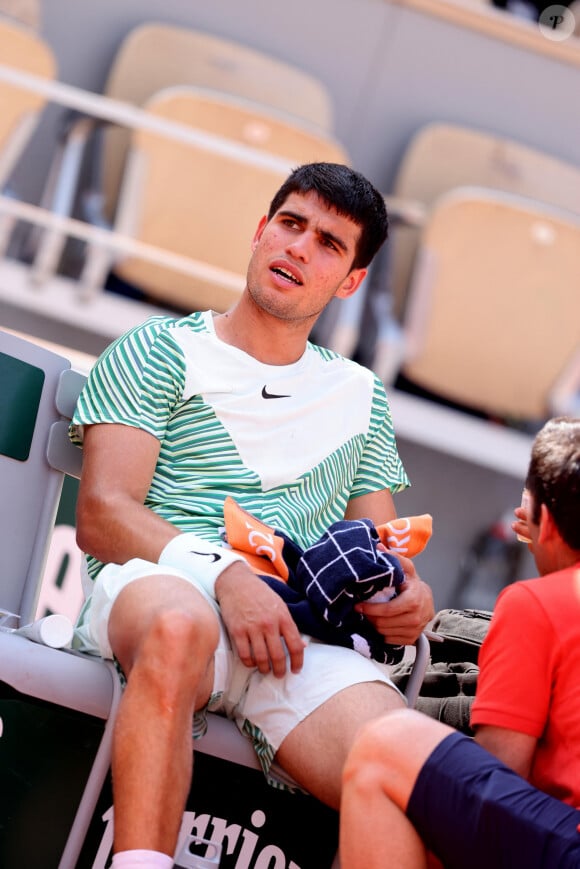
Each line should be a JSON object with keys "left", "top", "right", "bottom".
{"left": 0, "top": 335, "right": 129, "bottom": 867}
{"left": 101, "top": 21, "right": 334, "bottom": 221}
{"left": 401, "top": 188, "right": 580, "bottom": 423}
{"left": 389, "top": 122, "right": 580, "bottom": 320}
{"left": 0, "top": 329, "right": 72, "bottom": 623}
{"left": 110, "top": 86, "right": 350, "bottom": 312}
{"left": 0, "top": 14, "right": 55, "bottom": 187}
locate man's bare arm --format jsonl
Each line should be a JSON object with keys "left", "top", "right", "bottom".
{"left": 475, "top": 725, "right": 537, "bottom": 779}
{"left": 77, "top": 422, "right": 305, "bottom": 675}
{"left": 344, "top": 488, "right": 397, "bottom": 525}
{"left": 76, "top": 423, "right": 179, "bottom": 563}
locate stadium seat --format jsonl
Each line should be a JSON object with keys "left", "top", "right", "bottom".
{"left": 399, "top": 188, "right": 580, "bottom": 425}
{"left": 334, "top": 122, "right": 580, "bottom": 388}
{"left": 387, "top": 122, "right": 580, "bottom": 322}
{"left": 96, "top": 21, "right": 336, "bottom": 223}
{"left": 30, "top": 21, "right": 338, "bottom": 293}
{"left": 78, "top": 86, "right": 350, "bottom": 312}
{"left": 0, "top": 14, "right": 55, "bottom": 253}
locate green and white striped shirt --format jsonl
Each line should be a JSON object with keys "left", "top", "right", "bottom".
{"left": 70, "top": 311, "right": 409, "bottom": 581}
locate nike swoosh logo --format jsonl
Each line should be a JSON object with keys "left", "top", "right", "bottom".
{"left": 262, "top": 386, "right": 291, "bottom": 399}
{"left": 188, "top": 550, "right": 221, "bottom": 562}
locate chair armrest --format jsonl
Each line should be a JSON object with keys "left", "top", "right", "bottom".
{"left": 403, "top": 633, "right": 430, "bottom": 708}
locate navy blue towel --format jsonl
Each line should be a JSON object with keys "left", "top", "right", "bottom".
{"left": 260, "top": 518, "right": 405, "bottom": 665}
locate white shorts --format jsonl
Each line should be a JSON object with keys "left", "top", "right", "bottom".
{"left": 74, "top": 558, "right": 405, "bottom": 786}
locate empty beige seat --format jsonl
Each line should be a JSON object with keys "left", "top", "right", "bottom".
{"left": 105, "top": 22, "right": 334, "bottom": 128}
{"left": 31, "top": 20, "right": 338, "bottom": 292}
{"left": 401, "top": 187, "right": 580, "bottom": 424}
{"left": 0, "top": 14, "right": 55, "bottom": 255}
{"left": 387, "top": 122, "right": 580, "bottom": 320}
{"left": 99, "top": 21, "right": 335, "bottom": 222}
{"left": 86, "top": 86, "right": 350, "bottom": 313}
{"left": 0, "top": 14, "right": 55, "bottom": 186}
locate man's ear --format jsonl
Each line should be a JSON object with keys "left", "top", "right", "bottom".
{"left": 335, "top": 268, "right": 367, "bottom": 299}
{"left": 538, "top": 502, "right": 559, "bottom": 545}
{"left": 251, "top": 215, "right": 268, "bottom": 251}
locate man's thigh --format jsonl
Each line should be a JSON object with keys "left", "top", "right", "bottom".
{"left": 408, "top": 731, "right": 580, "bottom": 869}
{"left": 76, "top": 558, "right": 221, "bottom": 663}
{"left": 109, "top": 571, "right": 219, "bottom": 665}
{"left": 232, "top": 639, "right": 404, "bottom": 802}
{"left": 280, "top": 679, "right": 404, "bottom": 804}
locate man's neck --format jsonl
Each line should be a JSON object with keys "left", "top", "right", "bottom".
{"left": 213, "top": 304, "right": 315, "bottom": 366}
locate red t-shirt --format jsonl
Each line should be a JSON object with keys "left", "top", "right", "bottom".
{"left": 471, "top": 563, "right": 580, "bottom": 806}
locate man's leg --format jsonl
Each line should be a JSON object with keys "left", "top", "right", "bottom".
{"left": 107, "top": 573, "right": 220, "bottom": 858}
{"left": 339, "top": 708, "right": 450, "bottom": 869}
{"left": 275, "top": 680, "right": 408, "bottom": 810}
{"left": 340, "top": 708, "right": 580, "bottom": 869}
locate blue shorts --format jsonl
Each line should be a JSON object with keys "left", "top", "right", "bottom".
{"left": 407, "top": 731, "right": 580, "bottom": 869}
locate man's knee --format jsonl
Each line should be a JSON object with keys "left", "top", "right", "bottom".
{"left": 111, "top": 579, "right": 220, "bottom": 680}
{"left": 355, "top": 709, "right": 450, "bottom": 762}
{"left": 122, "top": 605, "right": 220, "bottom": 712}
{"left": 358, "top": 707, "right": 419, "bottom": 747}
{"left": 343, "top": 710, "right": 417, "bottom": 812}
{"left": 143, "top": 605, "right": 219, "bottom": 668}
{"left": 347, "top": 709, "right": 453, "bottom": 806}
{"left": 347, "top": 708, "right": 410, "bottom": 778}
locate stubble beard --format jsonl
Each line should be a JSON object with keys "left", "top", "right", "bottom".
{"left": 246, "top": 279, "right": 326, "bottom": 326}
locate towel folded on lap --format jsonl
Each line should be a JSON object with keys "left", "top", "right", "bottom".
{"left": 222, "top": 497, "right": 433, "bottom": 664}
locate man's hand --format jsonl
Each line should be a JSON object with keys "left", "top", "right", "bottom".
{"left": 216, "top": 563, "right": 306, "bottom": 677}
{"left": 355, "top": 554, "right": 434, "bottom": 645}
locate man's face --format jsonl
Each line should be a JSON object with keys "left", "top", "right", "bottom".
{"left": 245, "top": 191, "right": 367, "bottom": 323}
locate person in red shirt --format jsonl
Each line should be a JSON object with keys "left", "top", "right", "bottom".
{"left": 340, "top": 416, "right": 580, "bottom": 869}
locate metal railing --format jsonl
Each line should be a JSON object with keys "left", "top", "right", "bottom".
{"left": 0, "top": 62, "right": 295, "bottom": 294}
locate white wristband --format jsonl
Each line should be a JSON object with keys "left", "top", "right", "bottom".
{"left": 159, "top": 532, "right": 245, "bottom": 599}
